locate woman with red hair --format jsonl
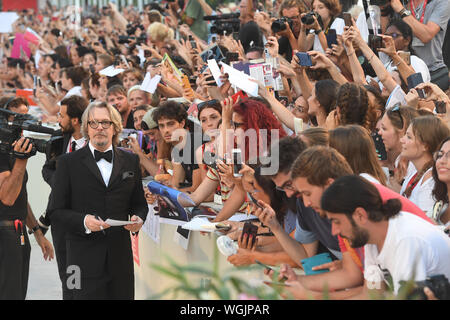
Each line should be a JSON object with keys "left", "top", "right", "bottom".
{"left": 188, "top": 97, "right": 287, "bottom": 221}
{"left": 232, "top": 98, "right": 288, "bottom": 162}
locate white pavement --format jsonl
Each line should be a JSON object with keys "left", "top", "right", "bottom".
{"left": 26, "top": 232, "right": 62, "bottom": 300}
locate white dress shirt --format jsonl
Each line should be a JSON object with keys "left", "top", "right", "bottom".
{"left": 66, "top": 136, "right": 87, "bottom": 153}
{"left": 84, "top": 142, "right": 114, "bottom": 234}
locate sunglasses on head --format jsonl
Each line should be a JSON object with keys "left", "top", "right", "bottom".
{"left": 197, "top": 99, "right": 219, "bottom": 113}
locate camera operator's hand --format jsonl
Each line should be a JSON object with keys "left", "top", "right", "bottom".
{"left": 300, "top": 12, "right": 320, "bottom": 31}
{"left": 277, "top": 22, "right": 294, "bottom": 39}
{"left": 405, "top": 89, "right": 420, "bottom": 109}
{"left": 291, "top": 51, "right": 306, "bottom": 74}
{"left": 12, "top": 137, "right": 33, "bottom": 160}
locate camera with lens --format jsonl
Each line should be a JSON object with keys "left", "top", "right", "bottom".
{"left": 271, "top": 17, "right": 293, "bottom": 33}
{"left": 0, "top": 108, "right": 62, "bottom": 160}
{"left": 126, "top": 23, "right": 145, "bottom": 36}
{"left": 301, "top": 11, "right": 322, "bottom": 26}
{"left": 204, "top": 13, "right": 241, "bottom": 36}
{"left": 400, "top": 275, "right": 450, "bottom": 300}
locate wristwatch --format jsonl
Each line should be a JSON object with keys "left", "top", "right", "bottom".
{"left": 399, "top": 8, "right": 411, "bottom": 19}
{"left": 314, "top": 28, "right": 323, "bottom": 35}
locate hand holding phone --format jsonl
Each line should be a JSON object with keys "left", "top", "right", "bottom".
{"left": 342, "top": 13, "right": 352, "bottom": 27}
{"left": 240, "top": 222, "right": 258, "bottom": 247}
{"left": 407, "top": 73, "right": 426, "bottom": 99}
{"left": 295, "top": 52, "right": 313, "bottom": 67}
{"left": 232, "top": 148, "right": 243, "bottom": 177}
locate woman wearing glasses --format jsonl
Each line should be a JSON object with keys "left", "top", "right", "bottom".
{"left": 399, "top": 116, "right": 450, "bottom": 217}
{"left": 378, "top": 105, "right": 419, "bottom": 192}
{"left": 431, "top": 137, "right": 450, "bottom": 231}
{"left": 381, "top": 20, "right": 430, "bottom": 82}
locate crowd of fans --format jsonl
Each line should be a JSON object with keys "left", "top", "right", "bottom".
{"left": 1, "top": 0, "right": 450, "bottom": 300}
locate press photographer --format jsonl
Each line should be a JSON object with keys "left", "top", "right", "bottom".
{"left": 0, "top": 98, "right": 56, "bottom": 300}
{"left": 238, "top": 0, "right": 264, "bottom": 53}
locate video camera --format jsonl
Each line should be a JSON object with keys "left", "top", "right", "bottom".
{"left": 118, "top": 35, "right": 148, "bottom": 45}
{"left": 204, "top": 13, "right": 241, "bottom": 36}
{"left": 0, "top": 108, "right": 63, "bottom": 160}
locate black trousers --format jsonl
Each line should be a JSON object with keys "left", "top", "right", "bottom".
{"left": 51, "top": 226, "right": 73, "bottom": 300}
{"left": 0, "top": 227, "right": 31, "bottom": 300}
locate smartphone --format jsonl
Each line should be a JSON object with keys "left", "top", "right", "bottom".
{"left": 343, "top": 12, "right": 352, "bottom": 27}
{"left": 368, "top": 34, "right": 383, "bottom": 52}
{"left": 407, "top": 73, "right": 426, "bottom": 99}
{"left": 240, "top": 221, "right": 258, "bottom": 246}
{"left": 397, "top": 51, "right": 411, "bottom": 65}
{"left": 89, "top": 64, "right": 95, "bottom": 74}
{"left": 205, "top": 75, "right": 215, "bottom": 83}
{"left": 38, "top": 77, "right": 42, "bottom": 87}
{"left": 189, "top": 35, "right": 197, "bottom": 49}
{"left": 232, "top": 148, "right": 242, "bottom": 177}
{"left": 295, "top": 52, "right": 313, "bottom": 67}
{"left": 300, "top": 253, "right": 333, "bottom": 276}
{"left": 435, "top": 101, "right": 446, "bottom": 114}
{"left": 371, "top": 131, "right": 387, "bottom": 161}
{"left": 231, "top": 90, "right": 248, "bottom": 103}
{"left": 326, "top": 29, "right": 338, "bottom": 48}
{"left": 33, "top": 75, "right": 37, "bottom": 95}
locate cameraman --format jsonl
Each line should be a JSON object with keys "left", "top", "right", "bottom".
{"left": 276, "top": 0, "right": 308, "bottom": 61}
{"left": 390, "top": 0, "right": 450, "bottom": 91}
{"left": 0, "top": 97, "right": 54, "bottom": 299}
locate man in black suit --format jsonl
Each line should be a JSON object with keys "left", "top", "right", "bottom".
{"left": 40, "top": 95, "right": 88, "bottom": 300}
{"left": 47, "top": 101, "right": 148, "bottom": 300}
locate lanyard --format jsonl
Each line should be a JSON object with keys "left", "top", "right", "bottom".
{"left": 410, "top": 0, "right": 428, "bottom": 24}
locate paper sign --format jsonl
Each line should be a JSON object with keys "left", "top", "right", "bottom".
{"left": 0, "top": 12, "right": 19, "bottom": 33}
{"left": 141, "top": 72, "right": 161, "bottom": 94}
{"left": 221, "top": 62, "right": 258, "bottom": 97}
{"left": 207, "top": 59, "right": 223, "bottom": 86}
{"left": 99, "top": 65, "right": 125, "bottom": 77}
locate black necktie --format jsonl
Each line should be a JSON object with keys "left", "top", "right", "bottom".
{"left": 94, "top": 150, "right": 113, "bottom": 163}
{"left": 71, "top": 141, "right": 76, "bottom": 153}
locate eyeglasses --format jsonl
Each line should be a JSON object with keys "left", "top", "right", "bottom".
{"left": 385, "top": 32, "right": 402, "bottom": 39}
{"left": 275, "top": 180, "right": 296, "bottom": 193}
{"left": 390, "top": 104, "right": 404, "bottom": 130}
{"left": 433, "top": 150, "right": 450, "bottom": 162}
{"left": 88, "top": 120, "right": 113, "bottom": 129}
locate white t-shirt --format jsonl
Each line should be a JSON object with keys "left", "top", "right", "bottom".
{"left": 400, "top": 167, "right": 435, "bottom": 218}
{"left": 313, "top": 18, "right": 345, "bottom": 53}
{"left": 380, "top": 53, "right": 431, "bottom": 83}
{"left": 364, "top": 211, "right": 450, "bottom": 294}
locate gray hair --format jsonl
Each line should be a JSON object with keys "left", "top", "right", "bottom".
{"left": 81, "top": 101, "right": 123, "bottom": 146}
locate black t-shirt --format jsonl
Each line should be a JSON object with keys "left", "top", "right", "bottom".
{"left": 125, "top": 112, "right": 135, "bottom": 129}
{"left": 239, "top": 21, "right": 264, "bottom": 53}
{"left": 0, "top": 154, "right": 28, "bottom": 221}
{"left": 295, "top": 198, "right": 340, "bottom": 253}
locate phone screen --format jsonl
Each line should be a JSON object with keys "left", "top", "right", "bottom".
{"left": 343, "top": 13, "right": 352, "bottom": 27}
{"left": 233, "top": 149, "right": 242, "bottom": 177}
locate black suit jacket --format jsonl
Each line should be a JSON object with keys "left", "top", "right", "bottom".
{"left": 41, "top": 132, "right": 71, "bottom": 187}
{"left": 47, "top": 145, "right": 148, "bottom": 298}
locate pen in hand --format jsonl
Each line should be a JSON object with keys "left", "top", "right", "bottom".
{"left": 96, "top": 215, "right": 106, "bottom": 235}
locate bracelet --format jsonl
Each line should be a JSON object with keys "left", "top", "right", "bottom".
{"left": 28, "top": 225, "right": 40, "bottom": 235}
{"left": 315, "top": 28, "right": 323, "bottom": 35}
{"left": 368, "top": 53, "right": 376, "bottom": 62}
{"left": 393, "top": 59, "right": 402, "bottom": 67}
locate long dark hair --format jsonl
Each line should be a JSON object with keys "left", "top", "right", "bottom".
{"left": 432, "top": 137, "right": 450, "bottom": 204}
{"left": 315, "top": 79, "right": 339, "bottom": 115}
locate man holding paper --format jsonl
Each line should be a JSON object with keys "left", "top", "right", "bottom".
{"left": 47, "top": 101, "right": 148, "bottom": 300}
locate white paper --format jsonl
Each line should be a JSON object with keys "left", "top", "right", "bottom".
{"left": 207, "top": 59, "right": 223, "bottom": 86}
{"left": 105, "top": 219, "right": 136, "bottom": 226}
{"left": 220, "top": 62, "right": 258, "bottom": 97}
{"left": 228, "top": 214, "right": 258, "bottom": 222}
{"left": 99, "top": 65, "right": 125, "bottom": 77}
{"left": 181, "top": 217, "right": 216, "bottom": 232}
{"left": 0, "top": 12, "right": 19, "bottom": 33}
{"left": 386, "top": 85, "right": 407, "bottom": 110}
{"left": 141, "top": 72, "right": 162, "bottom": 94}
{"left": 141, "top": 204, "right": 160, "bottom": 244}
